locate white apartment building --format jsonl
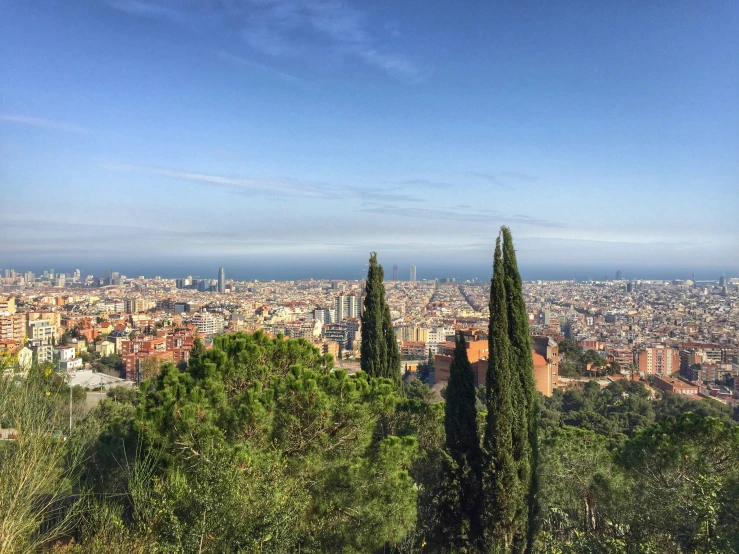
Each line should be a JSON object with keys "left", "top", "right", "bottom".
{"left": 191, "top": 311, "right": 224, "bottom": 336}
{"left": 334, "top": 295, "right": 362, "bottom": 322}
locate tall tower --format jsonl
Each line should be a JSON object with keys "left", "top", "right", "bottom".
{"left": 218, "top": 266, "right": 225, "bottom": 293}
{"left": 410, "top": 264, "right": 416, "bottom": 283}
{"left": 392, "top": 264, "right": 398, "bottom": 281}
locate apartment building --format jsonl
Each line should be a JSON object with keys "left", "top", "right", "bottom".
{"left": 637, "top": 345, "right": 680, "bottom": 375}
{"left": 0, "top": 313, "right": 26, "bottom": 343}
{"left": 27, "top": 319, "right": 56, "bottom": 343}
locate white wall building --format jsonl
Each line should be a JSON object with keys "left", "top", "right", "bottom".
{"left": 191, "top": 311, "right": 224, "bottom": 336}
{"left": 334, "top": 295, "right": 362, "bottom": 322}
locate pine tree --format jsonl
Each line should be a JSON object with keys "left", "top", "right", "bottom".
{"left": 360, "top": 252, "right": 400, "bottom": 383}
{"left": 483, "top": 235, "right": 521, "bottom": 552}
{"left": 439, "top": 331, "right": 483, "bottom": 550}
{"left": 501, "top": 226, "right": 539, "bottom": 553}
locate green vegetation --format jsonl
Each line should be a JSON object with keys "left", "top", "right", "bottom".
{"left": 436, "top": 332, "right": 483, "bottom": 551}
{"left": 361, "top": 252, "right": 402, "bottom": 384}
{"left": 483, "top": 235, "right": 521, "bottom": 551}
{"left": 501, "top": 227, "right": 538, "bottom": 552}
{"left": 1, "top": 236, "right": 738, "bottom": 553}
{"left": 558, "top": 339, "right": 618, "bottom": 378}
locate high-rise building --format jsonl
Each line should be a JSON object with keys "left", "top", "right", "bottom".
{"left": 334, "top": 294, "right": 362, "bottom": 322}
{"left": 719, "top": 274, "right": 726, "bottom": 287}
{"left": 615, "top": 270, "right": 623, "bottom": 280}
{"left": 313, "top": 308, "right": 335, "bottom": 325}
{"left": 409, "top": 264, "right": 416, "bottom": 283}
{"left": 218, "top": 266, "right": 226, "bottom": 293}
{"left": 638, "top": 345, "right": 680, "bottom": 376}
{"left": 392, "top": 264, "right": 398, "bottom": 281}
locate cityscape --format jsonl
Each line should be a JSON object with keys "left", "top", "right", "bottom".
{"left": 2, "top": 0, "right": 739, "bottom": 552}
{"left": 2, "top": 264, "right": 737, "bottom": 400}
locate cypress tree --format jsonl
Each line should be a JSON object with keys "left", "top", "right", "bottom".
{"left": 482, "top": 235, "right": 521, "bottom": 551}
{"left": 382, "top": 302, "right": 402, "bottom": 383}
{"left": 360, "top": 252, "right": 400, "bottom": 383}
{"left": 501, "top": 226, "right": 539, "bottom": 553}
{"left": 438, "top": 331, "right": 483, "bottom": 550}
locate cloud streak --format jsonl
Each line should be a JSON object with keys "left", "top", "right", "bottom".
{"left": 214, "top": 50, "right": 310, "bottom": 87}
{"left": 395, "top": 178, "right": 454, "bottom": 189}
{"left": 0, "top": 114, "right": 91, "bottom": 134}
{"left": 104, "top": 0, "right": 425, "bottom": 82}
{"left": 107, "top": 0, "right": 183, "bottom": 23}
{"left": 102, "top": 163, "right": 420, "bottom": 202}
{"left": 360, "top": 203, "right": 565, "bottom": 229}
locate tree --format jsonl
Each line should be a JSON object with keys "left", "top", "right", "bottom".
{"left": 501, "top": 226, "right": 538, "bottom": 552}
{"left": 417, "top": 352, "right": 435, "bottom": 384}
{"left": 619, "top": 413, "right": 739, "bottom": 552}
{"left": 437, "top": 332, "right": 482, "bottom": 551}
{"left": 141, "top": 356, "right": 160, "bottom": 381}
{"left": 483, "top": 235, "right": 521, "bottom": 551}
{"left": 360, "top": 252, "right": 401, "bottom": 384}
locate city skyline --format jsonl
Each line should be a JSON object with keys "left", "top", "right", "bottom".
{"left": 1, "top": 1, "right": 738, "bottom": 271}
{"left": 0, "top": 260, "right": 734, "bottom": 285}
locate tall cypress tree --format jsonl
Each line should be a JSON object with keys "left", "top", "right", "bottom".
{"left": 438, "top": 331, "right": 483, "bottom": 550}
{"left": 483, "top": 235, "right": 521, "bottom": 551}
{"left": 501, "top": 227, "right": 539, "bottom": 553}
{"left": 360, "top": 252, "right": 400, "bottom": 383}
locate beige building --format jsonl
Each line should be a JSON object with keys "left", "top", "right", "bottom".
{"left": 396, "top": 325, "right": 429, "bottom": 343}
{"left": 0, "top": 297, "right": 16, "bottom": 315}
{"left": 96, "top": 341, "right": 115, "bottom": 357}
{"left": 27, "top": 319, "right": 56, "bottom": 344}
{"left": 0, "top": 313, "right": 27, "bottom": 343}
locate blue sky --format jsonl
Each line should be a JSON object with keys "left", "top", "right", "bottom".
{"left": 1, "top": 0, "right": 738, "bottom": 277}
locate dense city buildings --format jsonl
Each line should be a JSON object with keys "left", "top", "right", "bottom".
{"left": 1, "top": 266, "right": 737, "bottom": 407}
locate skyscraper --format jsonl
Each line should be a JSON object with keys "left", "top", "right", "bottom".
{"left": 218, "top": 266, "right": 226, "bottom": 293}
{"left": 615, "top": 270, "right": 623, "bottom": 280}
{"left": 392, "top": 264, "right": 398, "bottom": 281}
{"left": 409, "top": 264, "right": 416, "bottom": 283}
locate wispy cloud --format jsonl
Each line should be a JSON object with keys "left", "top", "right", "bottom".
{"left": 102, "top": 163, "right": 419, "bottom": 202}
{"left": 108, "top": 0, "right": 425, "bottom": 82}
{"left": 361, "top": 203, "right": 565, "bottom": 229}
{"left": 466, "top": 170, "right": 539, "bottom": 187}
{"left": 465, "top": 171, "right": 509, "bottom": 187}
{"left": 214, "top": 50, "right": 310, "bottom": 87}
{"left": 0, "top": 114, "right": 91, "bottom": 134}
{"left": 239, "top": 0, "right": 425, "bottom": 81}
{"left": 395, "top": 178, "right": 453, "bottom": 189}
{"left": 107, "top": 0, "right": 183, "bottom": 23}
